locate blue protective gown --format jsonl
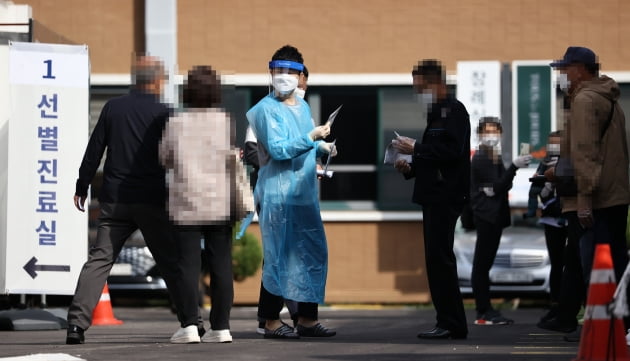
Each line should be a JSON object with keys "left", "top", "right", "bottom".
{"left": 246, "top": 93, "right": 328, "bottom": 304}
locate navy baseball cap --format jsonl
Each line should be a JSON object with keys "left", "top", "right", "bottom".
{"left": 550, "top": 46, "right": 597, "bottom": 68}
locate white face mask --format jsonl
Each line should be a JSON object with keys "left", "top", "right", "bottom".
{"left": 547, "top": 143, "right": 560, "bottom": 156}
{"left": 421, "top": 91, "right": 435, "bottom": 106}
{"left": 480, "top": 134, "right": 501, "bottom": 147}
{"left": 272, "top": 73, "right": 298, "bottom": 96}
{"left": 557, "top": 73, "right": 570, "bottom": 92}
{"left": 294, "top": 87, "right": 306, "bottom": 99}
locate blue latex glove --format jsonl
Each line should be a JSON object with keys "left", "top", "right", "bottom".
{"left": 236, "top": 212, "right": 255, "bottom": 240}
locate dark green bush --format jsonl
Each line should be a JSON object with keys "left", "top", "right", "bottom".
{"left": 232, "top": 228, "right": 262, "bottom": 282}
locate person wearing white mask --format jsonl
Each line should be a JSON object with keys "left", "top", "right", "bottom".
{"left": 245, "top": 65, "right": 312, "bottom": 336}
{"left": 539, "top": 46, "right": 630, "bottom": 343}
{"left": 244, "top": 65, "right": 310, "bottom": 190}
{"left": 469, "top": 117, "right": 531, "bottom": 326}
{"left": 294, "top": 65, "right": 309, "bottom": 99}
{"left": 393, "top": 59, "right": 471, "bottom": 340}
{"left": 527, "top": 131, "right": 568, "bottom": 326}
{"left": 246, "top": 45, "right": 336, "bottom": 339}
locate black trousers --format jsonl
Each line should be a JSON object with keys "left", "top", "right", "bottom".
{"left": 555, "top": 211, "right": 586, "bottom": 325}
{"left": 556, "top": 206, "right": 630, "bottom": 326}
{"left": 257, "top": 284, "right": 317, "bottom": 321}
{"left": 543, "top": 224, "right": 568, "bottom": 303}
{"left": 422, "top": 203, "right": 468, "bottom": 336}
{"left": 581, "top": 205, "right": 630, "bottom": 328}
{"left": 67, "top": 203, "right": 192, "bottom": 330}
{"left": 581, "top": 205, "right": 629, "bottom": 285}
{"left": 176, "top": 224, "right": 234, "bottom": 330}
{"left": 256, "top": 281, "right": 299, "bottom": 323}
{"left": 471, "top": 216, "right": 503, "bottom": 315}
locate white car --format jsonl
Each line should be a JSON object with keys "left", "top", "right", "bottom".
{"left": 454, "top": 222, "right": 551, "bottom": 297}
{"left": 107, "top": 230, "right": 169, "bottom": 296}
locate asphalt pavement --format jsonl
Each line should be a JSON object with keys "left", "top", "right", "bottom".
{"left": 0, "top": 305, "right": 584, "bottom": 361}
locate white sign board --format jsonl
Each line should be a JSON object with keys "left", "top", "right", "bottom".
{"left": 1, "top": 42, "right": 89, "bottom": 294}
{"left": 456, "top": 61, "right": 502, "bottom": 150}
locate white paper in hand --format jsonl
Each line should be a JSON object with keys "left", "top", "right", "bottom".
{"left": 316, "top": 169, "right": 334, "bottom": 178}
{"left": 383, "top": 143, "right": 412, "bottom": 165}
{"left": 326, "top": 105, "right": 343, "bottom": 127}
{"left": 318, "top": 139, "right": 336, "bottom": 178}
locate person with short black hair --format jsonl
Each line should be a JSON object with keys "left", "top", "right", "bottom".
{"left": 393, "top": 59, "right": 470, "bottom": 339}
{"left": 529, "top": 131, "right": 568, "bottom": 324}
{"left": 469, "top": 117, "right": 531, "bottom": 326}
{"left": 247, "top": 45, "right": 336, "bottom": 339}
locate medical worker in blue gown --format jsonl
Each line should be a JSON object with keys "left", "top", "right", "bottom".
{"left": 246, "top": 45, "right": 337, "bottom": 339}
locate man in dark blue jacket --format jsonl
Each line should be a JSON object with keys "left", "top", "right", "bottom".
{"left": 66, "top": 55, "right": 199, "bottom": 345}
{"left": 393, "top": 59, "right": 470, "bottom": 339}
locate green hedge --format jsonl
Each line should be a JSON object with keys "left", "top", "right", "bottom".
{"left": 232, "top": 228, "right": 262, "bottom": 282}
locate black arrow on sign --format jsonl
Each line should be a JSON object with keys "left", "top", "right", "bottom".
{"left": 23, "top": 256, "right": 70, "bottom": 279}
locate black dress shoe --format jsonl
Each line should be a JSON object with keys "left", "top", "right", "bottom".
{"left": 66, "top": 324, "right": 85, "bottom": 344}
{"left": 417, "top": 327, "right": 466, "bottom": 339}
{"left": 536, "top": 317, "right": 577, "bottom": 333}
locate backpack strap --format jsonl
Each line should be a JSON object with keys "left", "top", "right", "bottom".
{"left": 600, "top": 99, "right": 616, "bottom": 139}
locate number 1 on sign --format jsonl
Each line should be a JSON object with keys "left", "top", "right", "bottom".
{"left": 43, "top": 59, "right": 56, "bottom": 79}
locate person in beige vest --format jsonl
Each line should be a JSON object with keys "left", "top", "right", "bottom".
{"left": 160, "top": 65, "right": 242, "bottom": 344}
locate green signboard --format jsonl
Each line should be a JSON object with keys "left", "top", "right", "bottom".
{"left": 513, "top": 63, "right": 554, "bottom": 158}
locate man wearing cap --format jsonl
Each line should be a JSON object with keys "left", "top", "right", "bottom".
{"left": 539, "top": 46, "right": 630, "bottom": 341}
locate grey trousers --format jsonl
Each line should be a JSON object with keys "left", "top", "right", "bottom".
{"left": 67, "top": 203, "right": 194, "bottom": 329}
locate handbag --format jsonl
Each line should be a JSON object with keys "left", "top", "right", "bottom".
{"left": 229, "top": 149, "right": 255, "bottom": 221}
{"left": 554, "top": 157, "right": 577, "bottom": 196}
{"left": 554, "top": 99, "right": 616, "bottom": 197}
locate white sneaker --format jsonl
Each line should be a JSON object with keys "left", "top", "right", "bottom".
{"left": 170, "top": 325, "right": 201, "bottom": 344}
{"left": 626, "top": 328, "right": 630, "bottom": 346}
{"left": 202, "top": 329, "right": 233, "bottom": 343}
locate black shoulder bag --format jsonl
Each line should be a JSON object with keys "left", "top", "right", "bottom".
{"left": 555, "top": 99, "right": 615, "bottom": 197}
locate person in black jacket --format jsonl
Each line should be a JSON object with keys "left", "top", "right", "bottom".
{"left": 66, "top": 55, "right": 200, "bottom": 344}
{"left": 469, "top": 117, "right": 531, "bottom": 325}
{"left": 393, "top": 59, "right": 470, "bottom": 339}
{"left": 528, "top": 131, "right": 567, "bottom": 323}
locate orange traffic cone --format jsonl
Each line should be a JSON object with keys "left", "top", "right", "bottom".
{"left": 574, "top": 244, "right": 630, "bottom": 361}
{"left": 91, "top": 283, "right": 123, "bottom": 326}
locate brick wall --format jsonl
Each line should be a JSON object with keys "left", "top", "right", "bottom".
{"left": 16, "top": 0, "right": 630, "bottom": 74}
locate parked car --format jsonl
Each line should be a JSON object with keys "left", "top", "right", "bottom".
{"left": 454, "top": 221, "right": 551, "bottom": 297}
{"left": 107, "top": 230, "right": 169, "bottom": 297}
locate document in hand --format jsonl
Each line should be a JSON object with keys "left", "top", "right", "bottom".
{"left": 383, "top": 142, "right": 412, "bottom": 165}
{"left": 326, "top": 105, "right": 343, "bottom": 127}
{"left": 317, "top": 139, "right": 336, "bottom": 178}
